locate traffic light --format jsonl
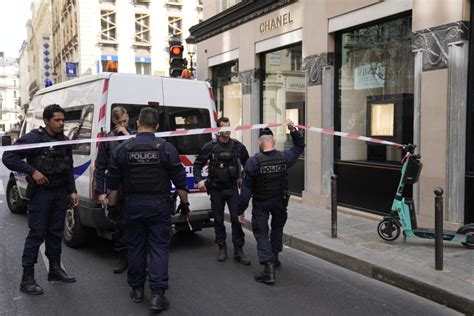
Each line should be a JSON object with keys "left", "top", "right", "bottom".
{"left": 169, "top": 39, "right": 185, "bottom": 78}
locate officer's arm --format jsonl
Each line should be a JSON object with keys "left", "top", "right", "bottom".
{"left": 2, "top": 133, "right": 40, "bottom": 175}
{"left": 237, "top": 158, "right": 256, "bottom": 214}
{"left": 106, "top": 145, "right": 123, "bottom": 197}
{"left": 162, "top": 142, "right": 188, "bottom": 192}
{"left": 65, "top": 143, "right": 77, "bottom": 194}
{"left": 95, "top": 142, "right": 109, "bottom": 194}
{"left": 192, "top": 142, "right": 212, "bottom": 183}
{"left": 284, "top": 129, "right": 305, "bottom": 168}
{"left": 239, "top": 143, "right": 250, "bottom": 166}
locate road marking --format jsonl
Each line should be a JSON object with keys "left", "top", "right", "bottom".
{"left": 0, "top": 179, "right": 4, "bottom": 194}
{"left": 39, "top": 243, "right": 66, "bottom": 273}
{"left": 39, "top": 243, "right": 49, "bottom": 272}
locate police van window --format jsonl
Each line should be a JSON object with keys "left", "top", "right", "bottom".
{"left": 166, "top": 106, "right": 211, "bottom": 155}
{"left": 111, "top": 104, "right": 165, "bottom": 133}
{"left": 65, "top": 105, "right": 94, "bottom": 155}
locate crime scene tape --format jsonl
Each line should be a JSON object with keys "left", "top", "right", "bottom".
{"left": 0, "top": 122, "right": 403, "bottom": 153}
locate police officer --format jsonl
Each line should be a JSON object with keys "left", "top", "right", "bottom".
{"left": 237, "top": 120, "right": 304, "bottom": 285}
{"left": 95, "top": 105, "right": 135, "bottom": 274}
{"left": 2, "top": 104, "right": 79, "bottom": 295}
{"left": 193, "top": 117, "right": 250, "bottom": 264}
{"left": 107, "top": 107, "right": 189, "bottom": 313}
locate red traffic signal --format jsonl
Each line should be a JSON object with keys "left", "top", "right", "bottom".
{"left": 170, "top": 44, "right": 183, "bottom": 58}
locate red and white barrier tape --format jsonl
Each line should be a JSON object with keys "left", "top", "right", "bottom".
{"left": 0, "top": 122, "right": 403, "bottom": 153}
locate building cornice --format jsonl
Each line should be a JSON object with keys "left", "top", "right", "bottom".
{"left": 189, "top": 0, "right": 296, "bottom": 43}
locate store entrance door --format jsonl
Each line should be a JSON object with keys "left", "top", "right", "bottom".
{"left": 286, "top": 101, "right": 305, "bottom": 195}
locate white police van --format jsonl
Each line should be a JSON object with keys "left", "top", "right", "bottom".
{"left": 5, "top": 73, "right": 216, "bottom": 247}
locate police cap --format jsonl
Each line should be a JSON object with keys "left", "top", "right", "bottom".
{"left": 259, "top": 128, "right": 273, "bottom": 138}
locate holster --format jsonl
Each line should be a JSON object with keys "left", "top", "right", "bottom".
{"left": 25, "top": 176, "right": 38, "bottom": 199}
{"left": 283, "top": 192, "right": 291, "bottom": 208}
{"left": 204, "top": 180, "right": 211, "bottom": 195}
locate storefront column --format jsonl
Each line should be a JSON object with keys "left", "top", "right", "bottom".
{"left": 413, "top": 49, "right": 423, "bottom": 214}
{"left": 446, "top": 40, "right": 468, "bottom": 223}
{"left": 321, "top": 65, "right": 334, "bottom": 196}
{"left": 240, "top": 68, "right": 260, "bottom": 155}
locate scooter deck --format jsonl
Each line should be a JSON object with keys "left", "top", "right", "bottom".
{"left": 411, "top": 228, "right": 457, "bottom": 241}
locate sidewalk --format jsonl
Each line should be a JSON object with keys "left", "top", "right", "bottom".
{"left": 231, "top": 200, "right": 474, "bottom": 315}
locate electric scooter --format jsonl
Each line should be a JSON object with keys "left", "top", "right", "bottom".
{"left": 377, "top": 144, "right": 474, "bottom": 249}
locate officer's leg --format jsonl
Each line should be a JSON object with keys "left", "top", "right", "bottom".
{"left": 147, "top": 203, "right": 171, "bottom": 294}
{"left": 22, "top": 190, "right": 50, "bottom": 268}
{"left": 112, "top": 205, "right": 128, "bottom": 274}
{"left": 43, "top": 188, "right": 76, "bottom": 282}
{"left": 211, "top": 190, "right": 227, "bottom": 261}
{"left": 227, "top": 188, "right": 250, "bottom": 265}
{"left": 44, "top": 188, "right": 68, "bottom": 262}
{"left": 251, "top": 200, "right": 273, "bottom": 264}
{"left": 125, "top": 206, "right": 147, "bottom": 291}
{"left": 269, "top": 200, "right": 288, "bottom": 255}
{"left": 210, "top": 190, "right": 226, "bottom": 245}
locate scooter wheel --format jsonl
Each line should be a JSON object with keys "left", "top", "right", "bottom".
{"left": 457, "top": 227, "right": 474, "bottom": 249}
{"left": 377, "top": 219, "right": 401, "bottom": 242}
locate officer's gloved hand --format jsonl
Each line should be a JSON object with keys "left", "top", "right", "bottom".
{"left": 105, "top": 205, "right": 119, "bottom": 224}
{"left": 177, "top": 202, "right": 191, "bottom": 220}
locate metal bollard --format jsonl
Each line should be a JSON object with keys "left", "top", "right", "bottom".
{"left": 331, "top": 174, "right": 337, "bottom": 238}
{"left": 434, "top": 187, "right": 444, "bottom": 271}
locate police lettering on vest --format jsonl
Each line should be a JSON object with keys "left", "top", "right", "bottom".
{"left": 122, "top": 138, "right": 170, "bottom": 196}
{"left": 253, "top": 151, "right": 288, "bottom": 200}
{"left": 127, "top": 151, "right": 159, "bottom": 164}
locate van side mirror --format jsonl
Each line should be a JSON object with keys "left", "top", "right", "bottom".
{"left": 1, "top": 135, "right": 12, "bottom": 146}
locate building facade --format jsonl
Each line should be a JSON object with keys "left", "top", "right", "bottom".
{"left": 51, "top": 0, "right": 203, "bottom": 83}
{"left": 0, "top": 54, "right": 20, "bottom": 133}
{"left": 190, "top": 0, "right": 473, "bottom": 226}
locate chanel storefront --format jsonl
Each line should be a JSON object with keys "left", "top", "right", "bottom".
{"left": 190, "top": 0, "right": 473, "bottom": 226}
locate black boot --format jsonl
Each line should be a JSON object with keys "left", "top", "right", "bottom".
{"left": 273, "top": 252, "right": 281, "bottom": 268}
{"left": 150, "top": 289, "right": 170, "bottom": 312}
{"left": 234, "top": 247, "right": 251, "bottom": 265}
{"left": 130, "top": 286, "right": 144, "bottom": 303}
{"left": 217, "top": 243, "right": 227, "bottom": 262}
{"left": 255, "top": 262, "right": 275, "bottom": 285}
{"left": 113, "top": 250, "right": 128, "bottom": 274}
{"left": 48, "top": 260, "right": 76, "bottom": 283}
{"left": 20, "top": 267, "right": 44, "bottom": 295}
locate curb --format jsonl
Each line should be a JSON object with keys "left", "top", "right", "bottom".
{"left": 224, "top": 213, "right": 474, "bottom": 315}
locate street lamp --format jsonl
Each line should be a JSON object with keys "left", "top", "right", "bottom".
{"left": 185, "top": 35, "right": 196, "bottom": 78}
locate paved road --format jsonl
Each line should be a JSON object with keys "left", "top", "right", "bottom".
{"left": 0, "top": 192, "right": 460, "bottom": 316}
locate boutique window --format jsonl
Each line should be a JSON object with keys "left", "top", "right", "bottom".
{"left": 336, "top": 14, "right": 414, "bottom": 163}
{"left": 262, "top": 44, "right": 305, "bottom": 195}
{"left": 334, "top": 14, "right": 414, "bottom": 214}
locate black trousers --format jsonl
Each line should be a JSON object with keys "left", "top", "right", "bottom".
{"left": 210, "top": 187, "right": 245, "bottom": 248}
{"left": 251, "top": 197, "right": 287, "bottom": 264}
{"left": 22, "top": 187, "right": 68, "bottom": 268}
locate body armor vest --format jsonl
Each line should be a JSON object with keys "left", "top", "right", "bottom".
{"left": 252, "top": 151, "right": 288, "bottom": 200}
{"left": 208, "top": 140, "right": 241, "bottom": 189}
{"left": 27, "top": 128, "right": 72, "bottom": 187}
{"left": 122, "top": 137, "right": 170, "bottom": 196}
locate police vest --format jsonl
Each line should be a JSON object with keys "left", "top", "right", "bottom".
{"left": 27, "top": 128, "right": 72, "bottom": 187}
{"left": 208, "top": 140, "right": 241, "bottom": 189}
{"left": 252, "top": 151, "right": 288, "bottom": 200}
{"left": 122, "top": 137, "right": 170, "bottom": 196}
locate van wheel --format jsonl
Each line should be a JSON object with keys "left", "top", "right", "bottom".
{"left": 63, "top": 206, "right": 89, "bottom": 248}
{"left": 6, "top": 177, "right": 27, "bottom": 214}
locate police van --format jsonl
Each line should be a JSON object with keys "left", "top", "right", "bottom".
{"left": 5, "top": 73, "right": 216, "bottom": 247}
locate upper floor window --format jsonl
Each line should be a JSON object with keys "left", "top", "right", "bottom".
{"left": 101, "top": 10, "right": 117, "bottom": 41}
{"left": 220, "top": 0, "right": 242, "bottom": 12}
{"left": 135, "top": 13, "right": 150, "bottom": 44}
{"left": 168, "top": 16, "right": 182, "bottom": 41}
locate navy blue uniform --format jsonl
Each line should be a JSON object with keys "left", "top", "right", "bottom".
{"left": 193, "top": 139, "right": 249, "bottom": 247}
{"left": 2, "top": 127, "right": 76, "bottom": 268}
{"left": 238, "top": 130, "right": 304, "bottom": 264}
{"left": 107, "top": 132, "right": 186, "bottom": 294}
{"left": 95, "top": 128, "right": 135, "bottom": 252}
